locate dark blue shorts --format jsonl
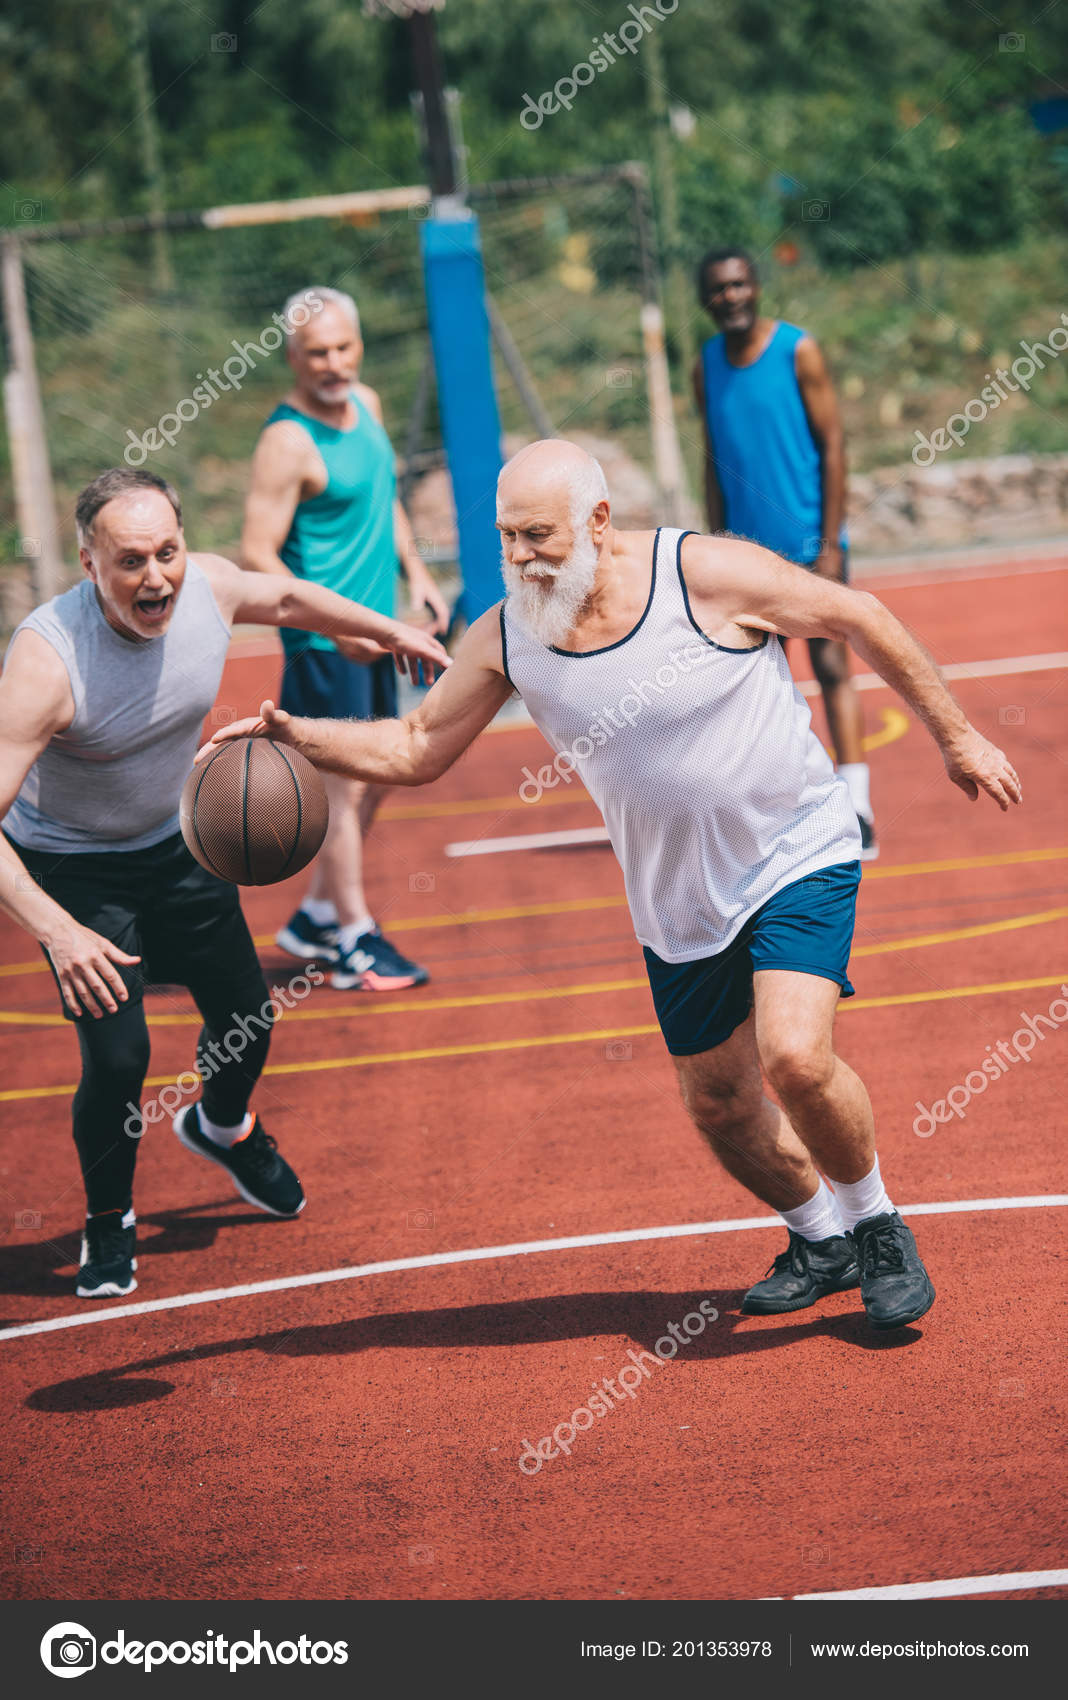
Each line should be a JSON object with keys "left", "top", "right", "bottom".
{"left": 280, "top": 647, "right": 398, "bottom": 722}
{"left": 643, "top": 860, "right": 861, "bottom": 1057}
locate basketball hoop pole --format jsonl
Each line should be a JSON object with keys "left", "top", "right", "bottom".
{"left": 395, "top": 0, "right": 505, "bottom": 623}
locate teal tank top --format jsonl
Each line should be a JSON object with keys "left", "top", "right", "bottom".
{"left": 265, "top": 393, "right": 397, "bottom": 655}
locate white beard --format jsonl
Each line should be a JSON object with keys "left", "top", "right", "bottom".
{"left": 501, "top": 530, "right": 600, "bottom": 648}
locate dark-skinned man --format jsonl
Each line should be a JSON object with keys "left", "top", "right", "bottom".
{"left": 694, "top": 247, "right": 877, "bottom": 857}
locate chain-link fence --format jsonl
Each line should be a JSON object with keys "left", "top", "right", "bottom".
{"left": 2, "top": 164, "right": 691, "bottom": 635}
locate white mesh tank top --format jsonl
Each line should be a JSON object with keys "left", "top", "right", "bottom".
{"left": 500, "top": 527, "right": 861, "bottom": 962}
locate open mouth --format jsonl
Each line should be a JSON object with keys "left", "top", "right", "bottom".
{"left": 135, "top": 594, "right": 171, "bottom": 621}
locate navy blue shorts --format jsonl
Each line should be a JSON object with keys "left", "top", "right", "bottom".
{"left": 280, "top": 648, "right": 398, "bottom": 722}
{"left": 643, "top": 860, "right": 861, "bottom": 1057}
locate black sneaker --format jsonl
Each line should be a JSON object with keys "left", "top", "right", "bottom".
{"left": 848, "top": 1211, "right": 935, "bottom": 1330}
{"left": 173, "top": 1106, "right": 305, "bottom": 1217}
{"left": 276, "top": 907, "right": 340, "bottom": 963}
{"left": 330, "top": 928, "right": 429, "bottom": 991}
{"left": 741, "top": 1231, "right": 859, "bottom": 1314}
{"left": 857, "top": 814, "right": 879, "bottom": 861}
{"left": 76, "top": 1208, "right": 137, "bottom": 1299}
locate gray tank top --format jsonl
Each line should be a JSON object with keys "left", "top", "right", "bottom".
{"left": 501, "top": 527, "right": 861, "bottom": 963}
{"left": 3, "top": 556, "right": 231, "bottom": 853}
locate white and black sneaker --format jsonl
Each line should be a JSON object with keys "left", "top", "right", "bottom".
{"left": 76, "top": 1208, "right": 137, "bottom": 1299}
{"left": 276, "top": 907, "right": 340, "bottom": 963}
{"left": 173, "top": 1106, "right": 305, "bottom": 1217}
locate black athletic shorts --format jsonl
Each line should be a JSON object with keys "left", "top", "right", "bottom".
{"left": 280, "top": 647, "right": 398, "bottom": 722}
{"left": 6, "top": 829, "right": 264, "bottom": 1022}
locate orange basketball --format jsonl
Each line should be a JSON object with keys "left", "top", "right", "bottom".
{"left": 180, "top": 738, "right": 329, "bottom": 886}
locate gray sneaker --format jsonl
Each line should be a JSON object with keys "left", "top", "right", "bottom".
{"left": 741, "top": 1232, "right": 859, "bottom": 1314}
{"left": 848, "top": 1212, "right": 935, "bottom": 1329}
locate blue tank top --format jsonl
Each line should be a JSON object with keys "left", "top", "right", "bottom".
{"left": 264, "top": 392, "right": 397, "bottom": 656}
{"left": 700, "top": 322, "right": 845, "bottom": 566}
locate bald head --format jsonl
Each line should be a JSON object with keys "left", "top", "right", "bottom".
{"left": 497, "top": 440, "right": 608, "bottom": 530}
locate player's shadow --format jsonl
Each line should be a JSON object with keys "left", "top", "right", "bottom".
{"left": 26, "top": 1287, "right": 922, "bottom": 1412}
{"left": 0, "top": 1202, "right": 280, "bottom": 1297}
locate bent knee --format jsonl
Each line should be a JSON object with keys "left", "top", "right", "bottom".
{"left": 810, "top": 638, "right": 852, "bottom": 688}
{"left": 679, "top": 1077, "right": 759, "bottom": 1139}
{"left": 763, "top": 1043, "right": 835, "bottom": 1102}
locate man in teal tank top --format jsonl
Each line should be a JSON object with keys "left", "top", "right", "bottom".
{"left": 693, "top": 247, "right": 877, "bottom": 860}
{"left": 243, "top": 287, "right": 450, "bottom": 991}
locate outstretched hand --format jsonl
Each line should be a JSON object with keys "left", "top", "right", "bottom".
{"left": 196, "top": 700, "right": 289, "bottom": 763}
{"left": 942, "top": 727, "right": 1022, "bottom": 811}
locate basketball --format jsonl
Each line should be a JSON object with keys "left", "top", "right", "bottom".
{"left": 179, "top": 737, "right": 329, "bottom": 886}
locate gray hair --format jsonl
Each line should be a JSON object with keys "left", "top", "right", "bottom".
{"left": 76, "top": 467, "right": 182, "bottom": 544}
{"left": 281, "top": 286, "right": 361, "bottom": 342}
{"left": 567, "top": 455, "right": 609, "bottom": 528}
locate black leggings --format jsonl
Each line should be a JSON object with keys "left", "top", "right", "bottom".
{"left": 73, "top": 965, "right": 272, "bottom": 1215}
{"left": 7, "top": 830, "right": 275, "bottom": 1219}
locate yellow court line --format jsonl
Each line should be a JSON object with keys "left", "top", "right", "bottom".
{"left": 2, "top": 971, "right": 1064, "bottom": 1102}
{"left": 0, "top": 873, "right": 1065, "bottom": 1016}
{"left": 861, "top": 706, "right": 910, "bottom": 753}
{"left": 381, "top": 786, "right": 586, "bottom": 821}
{"left": 1, "top": 904, "right": 1065, "bottom": 1030}
{"left": 851, "top": 904, "right": 1068, "bottom": 958}
{"left": 376, "top": 709, "right": 908, "bottom": 820}
{"left": 0, "top": 844, "right": 1064, "bottom": 988}
{"left": 859, "top": 845, "right": 1067, "bottom": 882}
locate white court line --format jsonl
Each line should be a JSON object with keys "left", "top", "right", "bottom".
{"left": 1, "top": 1194, "right": 1064, "bottom": 1345}
{"left": 799, "top": 650, "right": 1067, "bottom": 697}
{"left": 780, "top": 1567, "right": 1068, "bottom": 1600}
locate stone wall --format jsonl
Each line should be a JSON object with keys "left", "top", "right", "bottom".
{"left": 847, "top": 453, "right": 1068, "bottom": 554}
{"left": 3, "top": 450, "right": 1066, "bottom": 637}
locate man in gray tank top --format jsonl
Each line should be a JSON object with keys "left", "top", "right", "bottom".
{"left": 204, "top": 441, "right": 1022, "bottom": 1335}
{"left": 0, "top": 468, "right": 448, "bottom": 1301}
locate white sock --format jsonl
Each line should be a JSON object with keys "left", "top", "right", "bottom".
{"left": 830, "top": 1157, "right": 894, "bottom": 1231}
{"left": 121, "top": 1207, "right": 135, "bottom": 1229}
{"left": 780, "top": 1176, "right": 846, "bottom": 1243}
{"left": 197, "top": 1107, "right": 253, "bottom": 1149}
{"left": 838, "top": 762, "right": 872, "bottom": 822}
{"left": 336, "top": 917, "right": 375, "bottom": 954}
{"left": 302, "top": 897, "right": 337, "bottom": 926}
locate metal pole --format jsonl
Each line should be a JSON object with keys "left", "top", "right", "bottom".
{"left": 407, "top": 11, "right": 457, "bottom": 199}
{"left": 628, "top": 172, "right": 699, "bottom": 528}
{"left": 1, "top": 234, "right": 64, "bottom": 603}
{"left": 486, "top": 297, "right": 555, "bottom": 440}
{"left": 643, "top": 24, "right": 693, "bottom": 380}
{"left": 127, "top": 1, "right": 174, "bottom": 293}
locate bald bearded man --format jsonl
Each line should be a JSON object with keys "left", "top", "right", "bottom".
{"left": 204, "top": 440, "right": 1022, "bottom": 1333}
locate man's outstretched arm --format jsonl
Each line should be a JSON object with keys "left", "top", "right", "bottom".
{"left": 199, "top": 606, "right": 514, "bottom": 786}
{"left": 681, "top": 535, "right": 1023, "bottom": 811}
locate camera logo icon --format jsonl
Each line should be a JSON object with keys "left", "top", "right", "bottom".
{"left": 40, "top": 1623, "right": 96, "bottom": 1678}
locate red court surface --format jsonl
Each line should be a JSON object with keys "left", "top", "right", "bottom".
{"left": 0, "top": 557, "right": 1065, "bottom": 1602}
